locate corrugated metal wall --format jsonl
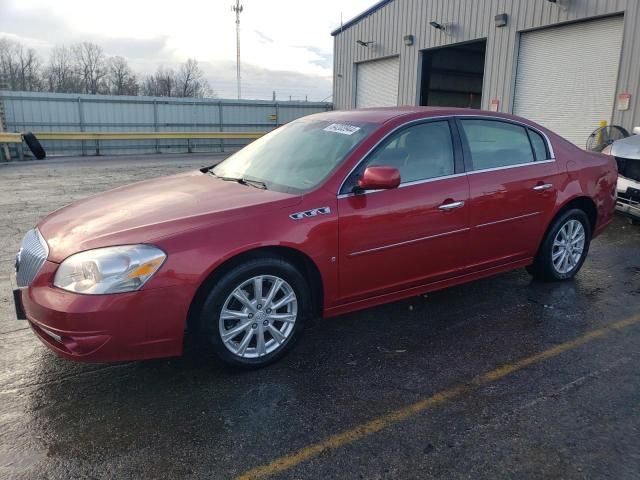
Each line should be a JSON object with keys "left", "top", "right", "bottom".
{"left": 333, "top": 0, "right": 640, "bottom": 133}
{"left": 0, "top": 91, "right": 332, "bottom": 156}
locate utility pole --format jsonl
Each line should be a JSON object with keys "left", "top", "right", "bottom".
{"left": 0, "top": 72, "right": 10, "bottom": 161}
{"left": 232, "top": 0, "right": 243, "bottom": 100}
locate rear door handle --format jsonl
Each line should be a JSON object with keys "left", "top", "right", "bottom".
{"left": 439, "top": 200, "right": 465, "bottom": 211}
{"left": 533, "top": 183, "right": 553, "bottom": 192}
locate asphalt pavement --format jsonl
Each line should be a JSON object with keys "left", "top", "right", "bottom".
{"left": 0, "top": 154, "right": 639, "bottom": 479}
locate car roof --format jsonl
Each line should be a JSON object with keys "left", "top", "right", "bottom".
{"left": 307, "top": 106, "right": 518, "bottom": 125}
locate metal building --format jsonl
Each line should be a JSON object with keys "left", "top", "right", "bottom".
{"left": 332, "top": 0, "right": 640, "bottom": 147}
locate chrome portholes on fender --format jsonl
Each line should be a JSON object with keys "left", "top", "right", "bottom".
{"left": 289, "top": 207, "right": 331, "bottom": 221}
{"left": 218, "top": 275, "right": 298, "bottom": 359}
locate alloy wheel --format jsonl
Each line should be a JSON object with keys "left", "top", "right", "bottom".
{"left": 219, "top": 275, "right": 298, "bottom": 358}
{"left": 551, "top": 219, "right": 586, "bottom": 275}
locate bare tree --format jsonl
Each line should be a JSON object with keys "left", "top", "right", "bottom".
{"left": 44, "top": 45, "right": 79, "bottom": 93}
{"left": 0, "top": 38, "right": 18, "bottom": 88}
{"left": 157, "top": 66, "right": 177, "bottom": 97}
{"left": 141, "top": 74, "right": 160, "bottom": 97}
{"left": 1, "top": 38, "right": 216, "bottom": 98}
{"left": 176, "top": 58, "right": 212, "bottom": 98}
{"left": 141, "top": 66, "right": 177, "bottom": 97}
{"left": 0, "top": 38, "right": 43, "bottom": 91}
{"left": 106, "top": 56, "right": 139, "bottom": 95}
{"left": 17, "top": 46, "right": 42, "bottom": 91}
{"left": 72, "top": 42, "right": 107, "bottom": 94}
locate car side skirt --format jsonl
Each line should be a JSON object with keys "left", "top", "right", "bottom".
{"left": 323, "top": 257, "right": 533, "bottom": 318}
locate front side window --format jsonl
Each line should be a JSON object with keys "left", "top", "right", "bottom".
{"left": 347, "top": 121, "right": 455, "bottom": 189}
{"left": 213, "top": 118, "right": 374, "bottom": 194}
{"left": 460, "top": 119, "right": 535, "bottom": 171}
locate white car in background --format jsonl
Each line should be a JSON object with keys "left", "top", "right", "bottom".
{"left": 610, "top": 127, "right": 640, "bottom": 222}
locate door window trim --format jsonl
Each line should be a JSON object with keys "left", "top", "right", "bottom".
{"left": 337, "top": 114, "right": 555, "bottom": 198}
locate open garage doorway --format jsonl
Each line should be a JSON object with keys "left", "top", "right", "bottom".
{"left": 419, "top": 40, "right": 487, "bottom": 109}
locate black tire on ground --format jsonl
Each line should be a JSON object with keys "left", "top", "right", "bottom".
{"left": 526, "top": 208, "right": 592, "bottom": 282}
{"left": 23, "top": 132, "right": 46, "bottom": 160}
{"left": 198, "top": 256, "right": 310, "bottom": 368}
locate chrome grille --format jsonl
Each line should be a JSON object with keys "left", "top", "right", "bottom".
{"left": 16, "top": 229, "right": 49, "bottom": 287}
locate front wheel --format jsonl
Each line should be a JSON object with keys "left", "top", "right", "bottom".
{"left": 527, "top": 209, "right": 592, "bottom": 281}
{"left": 198, "top": 256, "right": 310, "bottom": 368}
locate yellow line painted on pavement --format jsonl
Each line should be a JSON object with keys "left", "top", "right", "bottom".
{"left": 237, "top": 315, "right": 640, "bottom": 480}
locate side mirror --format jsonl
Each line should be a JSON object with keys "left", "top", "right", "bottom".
{"left": 356, "top": 166, "right": 401, "bottom": 191}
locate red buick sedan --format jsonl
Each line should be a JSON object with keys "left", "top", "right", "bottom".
{"left": 13, "top": 107, "right": 617, "bottom": 367}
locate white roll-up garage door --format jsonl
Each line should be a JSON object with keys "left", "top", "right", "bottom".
{"left": 513, "top": 16, "right": 624, "bottom": 147}
{"left": 356, "top": 56, "right": 400, "bottom": 108}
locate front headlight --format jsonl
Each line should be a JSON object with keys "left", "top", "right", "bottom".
{"left": 53, "top": 245, "right": 166, "bottom": 294}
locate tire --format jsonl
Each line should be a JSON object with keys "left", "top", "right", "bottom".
{"left": 198, "top": 256, "right": 310, "bottom": 368}
{"left": 526, "top": 208, "right": 592, "bottom": 282}
{"left": 23, "top": 132, "right": 46, "bottom": 160}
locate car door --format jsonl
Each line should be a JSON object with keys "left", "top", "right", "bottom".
{"left": 457, "top": 117, "right": 560, "bottom": 270}
{"left": 336, "top": 119, "right": 471, "bottom": 303}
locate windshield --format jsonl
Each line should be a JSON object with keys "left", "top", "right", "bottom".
{"left": 212, "top": 118, "right": 375, "bottom": 193}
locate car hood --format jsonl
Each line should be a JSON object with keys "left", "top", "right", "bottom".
{"left": 38, "top": 170, "right": 301, "bottom": 262}
{"left": 611, "top": 135, "right": 640, "bottom": 160}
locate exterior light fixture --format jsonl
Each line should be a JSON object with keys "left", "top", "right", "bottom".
{"left": 403, "top": 35, "right": 414, "bottom": 46}
{"left": 429, "top": 21, "right": 445, "bottom": 30}
{"left": 356, "top": 40, "right": 374, "bottom": 47}
{"left": 495, "top": 13, "right": 508, "bottom": 27}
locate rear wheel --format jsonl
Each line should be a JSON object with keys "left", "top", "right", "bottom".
{"left": 527, "top": 209, "right": 591, "bottom": 281}
{"left": 198, "top": 256, "right": 310, "bottom": 368}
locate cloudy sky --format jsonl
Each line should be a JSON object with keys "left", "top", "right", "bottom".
{"left": 0, "top": 0, "right": 374, "bottom": 101}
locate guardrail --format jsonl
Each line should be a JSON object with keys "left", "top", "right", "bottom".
{"left": 1, "top": 131, "right": 267, "bottom": 161}
{"left": 0, "top": 132, "right": 21, "bottom": 143}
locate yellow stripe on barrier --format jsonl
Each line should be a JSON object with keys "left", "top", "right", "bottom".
{"left": 0, "top": 132, "right": 22, "bottom": 143}
{"left": 32, "top": 132, "right": 266, "bottom": 141}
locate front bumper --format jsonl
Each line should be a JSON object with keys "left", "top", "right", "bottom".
{"left": 18, "top": 261, "right": 193, "bottom": 363}
{"left": 617, "top": 175, "right": 640, "bottom": 220}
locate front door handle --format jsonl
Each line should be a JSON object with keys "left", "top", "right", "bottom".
{"left": 439, "top": 200, "right": 465, "bottom": 211}
{"left": 533, "top": 183, "right": 553, "bottom": 192}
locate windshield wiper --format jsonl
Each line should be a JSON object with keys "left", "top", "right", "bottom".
{"left": 210, "top": 171, "right": 267, "bottom": 190}
{"left": 241, "top": 178, "right": 268, "bottom": 190}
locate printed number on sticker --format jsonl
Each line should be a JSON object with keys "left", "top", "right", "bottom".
{"left": 324, "top": 123, "right": 361, "bottom": 135}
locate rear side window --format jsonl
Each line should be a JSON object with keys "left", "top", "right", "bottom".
{"left": 528, "top": 129, "right": 550, "bottom": 160}
{"left": 460, "top": 119, "right": 534, "bottom": 171}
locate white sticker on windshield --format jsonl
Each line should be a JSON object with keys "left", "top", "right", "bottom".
{"left": 323, "top": 123, "right": 361, "bottom": 135}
